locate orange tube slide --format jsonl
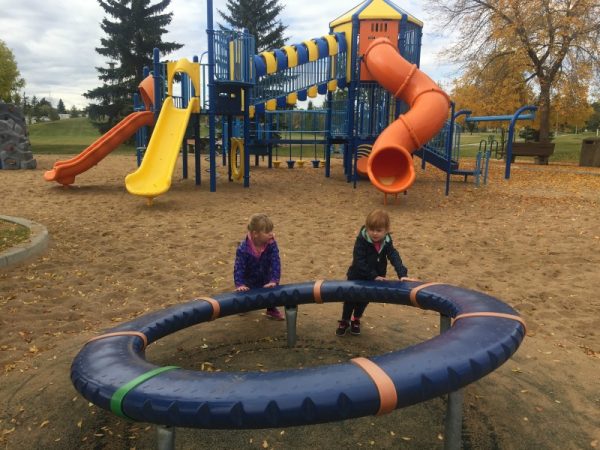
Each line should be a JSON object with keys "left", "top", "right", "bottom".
{"left": 363, "top": 38, "right": 450, "bottom": 195}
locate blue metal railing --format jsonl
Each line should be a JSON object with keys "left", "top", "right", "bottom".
{"left": 252, "top": 49, "right": 347, "bottom": 105}
{"left": 212, "top": 29, "right": 255, "bottom": 84}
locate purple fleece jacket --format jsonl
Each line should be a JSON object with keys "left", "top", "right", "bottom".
{"left": 233, "top": 236, "right": 281, "bottom": 289}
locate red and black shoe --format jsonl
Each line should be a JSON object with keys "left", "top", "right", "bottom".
{"left": 350, "top": 318, "right": 361, "bottom": 335}
{"left": 336, "top": 320, "right": 350, "bottom": 336}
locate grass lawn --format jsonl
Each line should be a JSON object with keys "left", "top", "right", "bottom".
{"left": 0, "top": 220, "right": 30, "bottom": 252}
{"left": 28, "top": 117, "right": 594, "bottom": 163}
{"left": 29, "top": 117, "right": 136, "bottom": 155}
{"left": 458, "top": 131, "right": 596, "bottom": 161}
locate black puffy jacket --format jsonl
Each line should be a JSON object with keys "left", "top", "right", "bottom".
{"left": 346, "top": 227, "right": 408, "bottom": 280}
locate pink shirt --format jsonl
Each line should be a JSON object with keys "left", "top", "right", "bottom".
{"left": 246, "top": 232, "right": 274, "bottom": 258}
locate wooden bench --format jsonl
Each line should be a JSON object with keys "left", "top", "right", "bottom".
{"left": 510, "top": 142, "right": 555, "bottom": 165}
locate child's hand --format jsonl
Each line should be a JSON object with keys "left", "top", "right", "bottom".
{"left": 375, "top": 276, "right": 386, "bottom": 281}
{"left": 236, "top": 285, "right": 250, "bottom": 292}
{"left": 400, "top": 277, "right": 419, "bottom": 282}
{"left": 263, "top": 282, "right": 277, "bottom": 288}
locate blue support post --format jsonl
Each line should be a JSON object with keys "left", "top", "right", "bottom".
{"left": 243, "top": 88, "right": 250, "bottom": 187}
{"left": 207, "top": 0, "right": 217, "bottom": 192}
{"left": 152, "top": 48, "right": 162, "bottom": 122}
{"left": 227, "top": 116, "right": 233, "bottom": 181}
{"left": 181, "top": 73, "right": 189, "bottom": 180}
{"left": 449, "top": 108, "right": 472, "bottom": 195}
{"left": 324, "top": 101, "right": 333, "bottom": 175}
{"left": 445, "top": 102, "right": 457, "bottom": 195}
{"left": 192, "top": 55, "right": 201, "bottom": 186}
{"left": 348, "top": 16, "right": 359, "bottom": 187}
{"left": 505, "top": 105, "right": 538, "bottom": 179}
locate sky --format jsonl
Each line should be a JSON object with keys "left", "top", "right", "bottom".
{"left": 0, "top": 0, "right": 459, "bottom": 110}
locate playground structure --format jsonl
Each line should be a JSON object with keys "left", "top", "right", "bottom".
{"left": 72, "top": 280, "right": 525, "bottom": 449}
{"left": 0, "top": 102, "right": 36, "bottom": 170}
{"left": 43, "top": 0, "right": 494, "bottom": 203}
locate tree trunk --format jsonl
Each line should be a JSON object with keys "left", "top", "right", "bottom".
{"left": 537, "top": 80, "right": 552, "bottom": 142}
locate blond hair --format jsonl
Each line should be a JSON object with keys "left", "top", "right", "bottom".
{"left": 247, "top": 213, "right": 274, "bottom": 233}
{"left": 365, "top": 209, "right": 390, "bottom": 230}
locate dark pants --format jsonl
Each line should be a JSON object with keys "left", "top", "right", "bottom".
{"left": 341, "top": 301, "right": 369, "bottom": 321}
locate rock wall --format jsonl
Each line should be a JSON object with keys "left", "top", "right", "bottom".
{"left": 0, "top": 102, "right": 37, "bottom": 170}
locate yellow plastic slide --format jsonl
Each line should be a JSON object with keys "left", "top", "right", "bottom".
{"left": 125, "top": 96, "right": 198, "bottom": 203}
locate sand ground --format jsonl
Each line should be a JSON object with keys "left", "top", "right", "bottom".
{"left": 1, "top": 154, "right": 599, "bottom": 449}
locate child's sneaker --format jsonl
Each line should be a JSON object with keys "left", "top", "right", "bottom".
{"left": 336, "top": 320, "right": 350, "bottom": 336}
{"left": 350, "top": 318, "right": 361, "bottom": 335}
{"left": 266, "top": 307, "right": 284, "bottom": 321}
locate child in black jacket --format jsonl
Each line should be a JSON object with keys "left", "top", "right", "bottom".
{"left": 336, "top": 209, "right": 408, "bottom": 336}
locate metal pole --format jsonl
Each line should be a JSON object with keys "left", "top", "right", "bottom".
{"left": 156, "top": 425, "right": 175, "bottom": 450}
{"left": 440, "top": 314, "right": 463, "bottom": 450}
{"left": 505, "top": 105, "right": 538, "bottom": 180}
{"left": 207, "top": 0, "right": 217, "bottom": 191}
{"left": 285, "top": 306, "right": 298, "bottom": 348}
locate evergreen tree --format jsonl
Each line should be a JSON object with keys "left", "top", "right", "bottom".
{"left": 69, "top": 106, "right": 80, "bottom": 118}
{"left": 57, "top": 99, "right": 67, "bottom": 114}
{"left": 218, "top": 0, "right": 287, "bottom": 52}
{"left": 85, "top": 0, "right": 183, "bottom": 133}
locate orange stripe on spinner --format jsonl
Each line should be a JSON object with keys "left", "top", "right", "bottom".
{"left": 198, "top": 296, "right": 221, "bottom": 320}
{"left": 453, "top": 312, "right": 527, "bottom": 334}
{"left": 313, "top": 280, "right": 324, "bottom": 303}
{"left": 409, "top": 282, "right": 443, "bottom": 308}
{"left": 351, "top": 357, "right": 397, "bottom": 415}
{"left": 86, "top": 331, "right": 148, "bottom": 350}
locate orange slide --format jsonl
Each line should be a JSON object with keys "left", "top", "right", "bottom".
{"left": 44, "top": 111, "right": 154, "bottom": 186}
{"left": 363, "top": 37, "right": 450, "bottom": 202}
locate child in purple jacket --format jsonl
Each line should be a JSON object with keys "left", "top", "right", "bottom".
{"left": 234, "top": 213, "right": 283, "bottom": 320}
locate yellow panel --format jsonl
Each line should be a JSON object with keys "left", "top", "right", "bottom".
{"left": 303, "top": 40, "right": 318, "bottom": 62}
{"left": 331, "top": 24, "right": 353, "bottom": 81}
{"left": 358, "top": 0, "right": 402, "bottom": 21}
{"left": 229, "top": 41, "right": 235, "bottom": 81}
{"left": 249, "top": 105, "right": 255, "bottom": 119}
{"left": 261, "top": 51, "right": 277, "bottom": 74}
{"left": 286, "top": 92, "right": 297, "bottom": 105}
{"left": 167, "top": 58, "right": 201, "bottom": 111}
{"left": 307, "top": 86, "right": 318, "bottom": 98}
{"left": 329, "top": 1, "right": 365, "bottom": 28}
{"left": 266, "top": 99, "right": 277, "bottom": 111}
{"left": 327, "top": 80, "right": 338, "bottom": 91}
{"left": 282, "top": 45, "right": 298, "bottom": 68}
{"left": 329, "top": 0, "right": 423, "bottom": 27}
{"left": 323, "top": 34, "right": 338, "bottom": 56}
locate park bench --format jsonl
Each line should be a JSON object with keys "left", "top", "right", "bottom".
{"left": 509, "top": 142, "right": 555, "bottom": 165}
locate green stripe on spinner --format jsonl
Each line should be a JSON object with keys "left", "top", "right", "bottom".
{"left": 110, "top": 366, "right": 179, "bottom": 418}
